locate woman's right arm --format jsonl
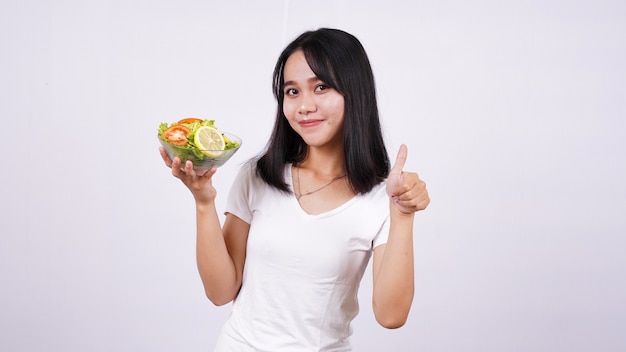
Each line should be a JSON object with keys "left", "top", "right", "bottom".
{"left": 160, "top": 147, "right": 250, "bottom": 306}
{"left": 195, "top": 205, "right": 249, "bottom": 305}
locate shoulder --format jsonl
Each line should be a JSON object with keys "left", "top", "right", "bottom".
{"left": 231, "top": 160, "right": 290, "bottom": 198}
{"left": 360, "top": 180, "right": 389, "bottom": 203}
{"left": 350, "top": 180, "right": 389, "bottom": 219}
{"left": 231, "top": 160, "right": 261, "bottom": 191}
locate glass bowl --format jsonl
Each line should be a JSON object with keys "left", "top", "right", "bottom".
{"left": 158, "top": 132, "right": 242, "bottom": 173}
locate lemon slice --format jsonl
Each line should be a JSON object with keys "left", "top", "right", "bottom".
{"left": 194, "top": 126, "right": 226, "bottom": 157}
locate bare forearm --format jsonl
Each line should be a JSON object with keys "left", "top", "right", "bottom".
{"left": 372, "top": 204, "right": 415, "bottom": 328}
{"left": 195, "top": 202, "right": 239, "bottom": 305}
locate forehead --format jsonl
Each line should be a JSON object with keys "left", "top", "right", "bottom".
{"left": 283, "top": 50, "right": 317, "bottom": 82}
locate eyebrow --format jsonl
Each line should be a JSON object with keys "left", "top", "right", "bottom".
{"left": 283, "top": 76, "right": 321, "bottom": 87}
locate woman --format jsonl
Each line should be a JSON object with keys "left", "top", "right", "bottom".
{"left": 160, "top": 28, "right": 430, "bottom": 351}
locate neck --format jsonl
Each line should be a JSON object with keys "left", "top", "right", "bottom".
{"left": 298, "top": 146, "right": 345, "bottom": 176}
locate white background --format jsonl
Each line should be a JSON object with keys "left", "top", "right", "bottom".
{"left": 1, "top": 0, "right": 625, "bottom": 351}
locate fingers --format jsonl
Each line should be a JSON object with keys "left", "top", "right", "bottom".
{"left": 159, "top": 147, "right": 173, "bottom": 167}
{"left": 393, "top": 177, "right": 429, "bottom": 209}
{"left": 170, "top": 156, "right": 184, "bottom": 178}
{"left": 391, "top": 144, "right": 408, "bottom": 173}
{"left": 385, "top": 144, "right": 431, "bottom": 213}
{"left": 386, "top": 144, "right": 410, "bottom": 196}
{"left": 182, "top": 159, "right": 196, "bottom": 176}
{"left": 394, "top": 196, "right": 430, "bottom": 213}
{"left": 171, "top": 157, "right": 216, "bottom": 181}
{"left": 391, "top": 172, "right": 418, "bottom": 199}
{"left": 160, "top": 147, "right": 218, "bottom": 182}
{"left": 198, "top": 166, "right": 217, "bottom": 178}
{"left": 160, "top": 148, "right": 217, "bottom": 203}
{"left": 392, "top": 178, "right": 430, "bottom": 213}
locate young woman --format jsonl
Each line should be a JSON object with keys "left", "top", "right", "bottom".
{"left": 160, "top": 28, "right": 430, "bottom": 351}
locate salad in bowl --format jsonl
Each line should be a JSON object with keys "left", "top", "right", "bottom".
{"left": 158, "top": 118, "right": 241, "bottom": 172}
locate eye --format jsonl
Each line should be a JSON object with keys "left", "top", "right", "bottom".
{"left": 284, "top": 88, "right": 298, "bottom": 96}
{"left": 315, "top": 84, "right": 328, "bottom": 92}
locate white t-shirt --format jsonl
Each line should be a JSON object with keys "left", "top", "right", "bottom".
{"left": 214, "top": 162, "right": 390, "bottom": 352}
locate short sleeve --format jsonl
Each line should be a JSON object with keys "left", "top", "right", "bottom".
{"left": 370, "top": 182, "right": 391, "bottom": 248}
{"left": 372, "top": 214, "right": 390, "bottom": 248}
{"left": 224, "top": 161, "right": 255, "bottom": 224}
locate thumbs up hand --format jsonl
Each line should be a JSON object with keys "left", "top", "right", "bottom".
{"left": 386, "top": 144, "right": 430, "bottom": 214}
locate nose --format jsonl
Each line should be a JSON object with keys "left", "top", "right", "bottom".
{"left": 298, "top": 93, "right": 317, "bottom": 115}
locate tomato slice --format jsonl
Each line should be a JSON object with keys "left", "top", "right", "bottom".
{"left": 161, "top": 125, "right": 191, "bottom": 146}
{"left": 177, "top": 117, "right": 203, "bottom": 125}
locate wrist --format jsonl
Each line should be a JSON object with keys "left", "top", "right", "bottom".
{"left": 195, "top": 199, "right": 216, "bottom": 213}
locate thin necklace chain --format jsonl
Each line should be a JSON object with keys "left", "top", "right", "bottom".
{"left": 295, "top": 165, "right": 346, "bottom": 201}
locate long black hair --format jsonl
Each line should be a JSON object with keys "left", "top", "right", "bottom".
{"left": 256, "top": 28, "right": 390, "bottom": 195}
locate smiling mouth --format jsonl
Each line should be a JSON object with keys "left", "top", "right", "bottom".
{"left": 299, "top": 119, "right": 322, "bottom": 127}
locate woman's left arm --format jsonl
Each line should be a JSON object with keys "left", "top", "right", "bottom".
{"left": 372, "top": 144, "right": 430, "bottom": 328}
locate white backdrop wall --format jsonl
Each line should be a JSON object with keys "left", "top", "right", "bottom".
{"left": 1, "top": 1, "right": 625, "bottom": 351}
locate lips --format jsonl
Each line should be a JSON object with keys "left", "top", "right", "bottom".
{"left": 299, "top": 119, "right": 323, "bottom": 128}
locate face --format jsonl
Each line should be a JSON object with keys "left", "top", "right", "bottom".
{"left": 282, "top": 50, "right": 345, "bottom": 148}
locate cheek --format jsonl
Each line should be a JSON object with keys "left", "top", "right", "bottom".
{"left": 282, "top": 101, "right": 297, "bottom": 120}
{"left": 282, "top": 102, "right": 300, "bottom": 130}
{"left": 327, "top": 97, "right": 345, "bottom": 119}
